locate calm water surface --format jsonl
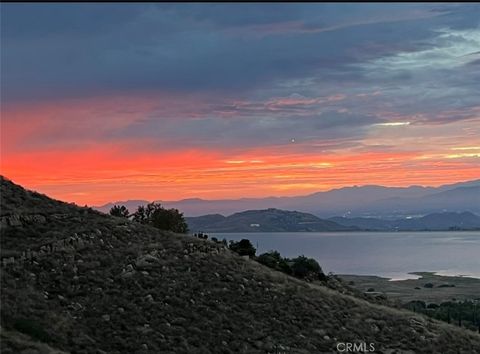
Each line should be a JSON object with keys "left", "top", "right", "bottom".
{"left": 211, "top": 231, "right": 480, "bottom": 280}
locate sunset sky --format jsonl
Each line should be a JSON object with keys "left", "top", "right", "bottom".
{"left": 1, "top": 3, "right": 479, "bottom": 206}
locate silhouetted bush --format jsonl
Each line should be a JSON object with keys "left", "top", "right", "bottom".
{"left": 194, "top": 232, "right": 208, "bottom": 239}
{"left": 229, "top": 239, "right": 256, "bottom": 257}
{"left": 290, "top": 255, "right": 326, "bottom": 281}
{"left": 405, "top": 300, "right": 427, "bottom": 312}
{"left": 257, "top": 251, "right": 292, "bottom": 275}
{"left": 132, "top": 202, "right": 188, "bottom": 233}
{"left": 256, "top": 251, "right": 326, "bottom": 281}
{"left": 109, "top": 205, "right": 130, "bottom": 218}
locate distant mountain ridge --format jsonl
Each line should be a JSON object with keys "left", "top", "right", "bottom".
{"left": 330, "top": 211, "right": 480, "bottom": 231}
{"left": 96, "top": 179, "right": 480, "bottom": 218}
{"left": 186, "top": 208, "right": 358, "bottom": 233}
{"left": 188, "top": 209, "right": 480, "bottom": 233}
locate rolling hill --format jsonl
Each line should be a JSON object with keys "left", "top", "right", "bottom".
{"left": 330, "top": 211, "right": 480, "bottom": 231}
{"left": 186, "top": 208, "right": 358, "bottom": 233}
{"left": 2, "top": 176, "right": 480, "bottom": 353}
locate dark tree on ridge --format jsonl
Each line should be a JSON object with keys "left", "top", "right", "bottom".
{"left": 109, "top": 205, "right": 130, "bottom": 218}
{"left": 132, "top": 202, "right": 188, "bottom": 234}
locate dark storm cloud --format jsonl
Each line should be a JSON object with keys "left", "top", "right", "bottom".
{"left": 103, "top": 103, "right": 381, "bottom": 153}
{"left": 2, "top": 3, "right": 479, "bottom": 154}
{"left": 2, "top": 3, "right": 478, "bottom": 104}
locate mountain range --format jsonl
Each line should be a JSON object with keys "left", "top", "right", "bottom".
{"left": 96, "top": 179, "right": 480, "bottom": 218}
{"left": 329, "top": 211, "right": 480, "bottom": 231}
{"left": 186, "top": 208, "right": 358, "bottom": 233}
{"left": 186, "top": 209, "right": 480, "bottom": 233}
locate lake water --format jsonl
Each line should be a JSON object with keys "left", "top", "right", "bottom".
{"left": 211, "top": 231, "right": 480, "bottom": 280}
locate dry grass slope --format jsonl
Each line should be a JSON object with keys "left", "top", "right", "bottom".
{"left": 1, "top": 176, "right": 480, "bottom": 353}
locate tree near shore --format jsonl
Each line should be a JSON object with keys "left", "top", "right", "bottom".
{"left": 257, "top": 250, "right": 292, "bottom": 274}
{"left": 229, "top": 239, "right": 256, "bottom": 257}
{"left": 290, "top": 255, "right": 326, "bottom": 280}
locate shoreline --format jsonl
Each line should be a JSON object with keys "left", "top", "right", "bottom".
{"left": 338, "top": 271, "right": 480, "bottom": 282}
{"left": 339, "top": 272, "right": 480, "bottom": 304}
{"left": 210, "top": 229, "right": 480, "bottom": 233}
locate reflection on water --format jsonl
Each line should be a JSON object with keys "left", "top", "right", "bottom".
{"left": 211, "top": 231, "right": 480, "bottom": 280}
{"left": 434, "top": 269, "right": 480, "bottom": 278}
{"left": 387, "top": 273, "right": 422, "bottom": 281}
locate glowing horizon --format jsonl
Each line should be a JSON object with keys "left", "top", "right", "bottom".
{"left": 1, "top": 4, "right": 479, "bottom": 205}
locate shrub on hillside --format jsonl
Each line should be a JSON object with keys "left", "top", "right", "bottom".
{"left": 229, "top": 240, "right": 326, "bottom": 282}
{"left": 290, "top": 255, "right": 326, "bottom": 281}
{"left": 229, "top": 239, "right": 256, "bottom": 257}
{"left": 109, "top": 205, "right": 130, "bottom": 218}
{"left": 257, "top": 251, "right": 292, "bottom": 275}
{"left": 132, "top": 202, "right": 188, "bottom": 233}
{"left": 405, "top": 300, "right": 427, "bottom": 312}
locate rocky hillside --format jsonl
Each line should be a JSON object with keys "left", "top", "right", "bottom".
{"left": 1, "top": 176, "right": 480, "bottom": 353}
{"left": 186, "top": 208, "right": 357, "bottom": 232}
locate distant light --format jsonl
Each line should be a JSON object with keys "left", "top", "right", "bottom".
{"left": 445, "top": 153, "right": 480, "bottom": 159}
{"left": 451, "top": 146, "right": 480, "bottom": 151}
{"left": 375, "top": 121, "right": 410, "bottom": 127}
{"left": 311, "top": 162, "right": 333, "bottom": 168}
{"left": 225, "top": 160, "right": 246, "bottom": 164}
{"left": 291, "top": 138, "right": 296, "bottom": 143}
{"left": 226, "top": 160, "right": 264, "bottom": 164}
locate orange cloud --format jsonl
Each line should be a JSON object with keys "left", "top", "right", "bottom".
{"left": 2, "top": 96, "right": 479, "bottom": 206}
{"left": 3, "top": 141, "right": 479, "bottom": 206}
